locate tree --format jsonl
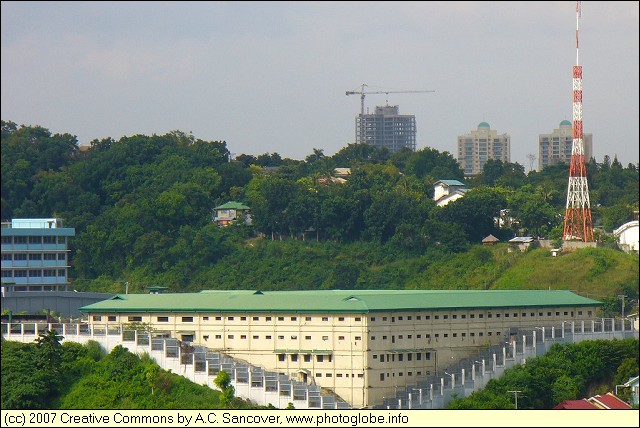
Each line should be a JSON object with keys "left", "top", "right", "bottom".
{"left": 214, "top": 370, "right": 236, "bottom": 408}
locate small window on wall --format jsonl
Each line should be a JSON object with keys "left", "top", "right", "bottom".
{"left": 278, "top": 354, "right": 286, "bottom": 362}
{"left": 128, "top": 316, "right": 142, "bottom": 322}
{"left": 108, "top": 316, "right": 116, "bottom": 322}
{"left": 157, "top": 316, "right": 169, "bottom": 322}
{"left": 92, "top": 316, "right": 102, "bottom": 321}
{"left": 182, "top": 316, "right": 193, "bottom": 322}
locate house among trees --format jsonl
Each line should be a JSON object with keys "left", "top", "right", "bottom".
{"left": 613, "top": 220, "right": 639, "bottom": 254}
{"left": 508, "top": 236, "right": 538, "bottom": 252}
{"left": 623, "top": 375, "right": 639, "bottom": 407}
{"left": 481, "top": 234, "right": 499, "bottom": 246}
{"left": 553, "top": 392, "right": 633, "bottom": 410}
{"left": 212, "top": 202, "right": 251, "bottom": 227}
{"left": 433, "top": 179, "right": 469, "bottom": 207}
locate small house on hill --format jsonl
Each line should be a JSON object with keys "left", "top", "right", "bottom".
{"left": 213, "top": 201, "right": 251, "bottom": 227}
{"left": 613, "top": 220, "right": 639, "bottom": 254}
{"left": 482, "top": 235, "right": 499, "bottom": 246}
{"left": 588, "top": 392, "right": 633, "bottom": 409}
{"left": 433, "top": 180, "right": 469, "bottom": 207}
{"left": 553, "top": 399, "right": 598, "bottom": 410}
{"left": 508, "top": 236, "right": 537, "bottom": 252}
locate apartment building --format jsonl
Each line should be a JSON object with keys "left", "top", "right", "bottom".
{"left": 80, "top": 289, "right": 601, "bottom": 408}
{"left": 538, "top": 120, "right": 593, "bottom": 170}
{"left": 457, "top": 122, "right": 510, "bottom": 175}
{"left": 1, "top": 218, "right": 75, "bottom": 292}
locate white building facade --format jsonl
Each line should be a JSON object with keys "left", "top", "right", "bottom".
{"left": 81, "top": 289, "right": 601, "bottom": 408}
{"left": 613, "top": 220, "right": 639, "bottom": 254}
{"left": 457, "top": 122, "right": 510, "bottom": 176}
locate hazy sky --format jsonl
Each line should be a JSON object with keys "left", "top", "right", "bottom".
{"left": 2, "top": 1, "right": 638, "bottom": 170}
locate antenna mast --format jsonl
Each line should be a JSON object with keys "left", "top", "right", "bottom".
{"left": 563, "top": 0, "right": 594, "bottom": 242}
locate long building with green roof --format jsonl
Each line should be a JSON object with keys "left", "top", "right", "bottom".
{"left": 81, "top": 289, "right": 601, "bottom": 408}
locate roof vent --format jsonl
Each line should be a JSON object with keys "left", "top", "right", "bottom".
{"left": 253, "top": 290, "right": 264, "bottom": 295}
{"left": 344, "top": 296, "right": 360, "bottom": 302}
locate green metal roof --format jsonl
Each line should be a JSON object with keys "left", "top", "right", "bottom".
{"left": 214, "top": 201, "right": 250, "bottom": 210}
{"left": 560, "top": 120, "right": 572, "bottom": 126}
{"left": 436, "top": 180, "right": 466, "bottom": 187}
{"left": 478, "top": 122, "right": 490, "bottom": 128}
{"left": 79, "top": 289, "right": 601, "bottom": 314}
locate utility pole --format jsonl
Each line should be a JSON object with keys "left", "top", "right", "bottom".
{"left": 508, "top": 390, "right": 523, "bottom": 409}
{"left": 618, "top": 294, "right": 625, "bottom": 318}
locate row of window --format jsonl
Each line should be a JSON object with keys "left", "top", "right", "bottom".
{"left": 371, "top": 331, "right": 502, "bottom": 341}
{"left": 104, "top": 315, "right": 365, "bottom": 323}
{"left": 379, "top": 371, "right": 425, "bottom": 381}
{"left": 1, "top": 252, "right": 66, "bottom": 261}
{"left": 93, "top": 310, "right": 593, "bottom": 324}
{"left": 369, "top": 310, "right": 589, "bottom": 322}
{"left": 1, "top": 236, "right": 66, "bottom": 244}
{"left": 278, "top": 354, "right": 332, "bottom": 363}
{"left": 316, "top": 373, "right": 364, "bottom": 379}
{"left": 373, "top": 352, "right": 431, "bottom": 362}
{"left": 2, "top": 269, "right": 66, "bottom": 278}
{"left": 204, "top": 333, "right": 361, "bottom": 342}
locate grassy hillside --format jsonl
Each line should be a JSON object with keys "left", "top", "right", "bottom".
{"left": 138, "top": 239, "right": 638, "bottom": 304}
{"left": 490, "top": 246, "right": 638, "bottom": 300}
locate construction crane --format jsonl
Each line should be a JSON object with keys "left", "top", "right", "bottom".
{"left": 345, "top": 83, "right": 435, "bottom": 117}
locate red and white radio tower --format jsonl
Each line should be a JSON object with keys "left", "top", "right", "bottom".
{"left": 563, "top": 1, "right": 594, "bottom": 242}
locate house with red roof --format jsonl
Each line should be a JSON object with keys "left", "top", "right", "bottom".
{"left": 588, "top": 392, "right": 633, "bottom": 409}
{"left": 553, "top": 399, "right": 599, "bottom": 410}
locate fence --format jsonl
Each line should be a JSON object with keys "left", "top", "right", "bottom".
{"left": 375, "top": 318, "right": 638, "bottom": 409}
{"left": 2, "top": 318, "right": 636, "bottom": 409}
{"left": 0, "top": 322, "right": 349, "bottom": 410}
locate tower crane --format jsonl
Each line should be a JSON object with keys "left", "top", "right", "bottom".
{"left": 345, "top": 83, "right": 435, "bottom": 117}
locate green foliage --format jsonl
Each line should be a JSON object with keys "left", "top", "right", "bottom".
{"left": 1, "top": 122, "right": 637, "bottom": 299}
{"left": 1, "top": 341, "right": 51, "bottom": 409}
{"left": 447, "top": 339, "right": 639, "bottom": 409}
{"left": 214, "top": 370, "right": 231, "bottom": 391}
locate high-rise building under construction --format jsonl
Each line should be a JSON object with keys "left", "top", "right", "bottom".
{"left": 355, "top": 105, "right": 416, "bottom": 153}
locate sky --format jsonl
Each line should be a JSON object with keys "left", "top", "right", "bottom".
{"left": 1, "top": 1, "right": 638, "bottom": 170}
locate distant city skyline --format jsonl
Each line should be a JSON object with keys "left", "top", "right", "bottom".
{"left": 2, "top": 2, "right": 638, "bottom": 169}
